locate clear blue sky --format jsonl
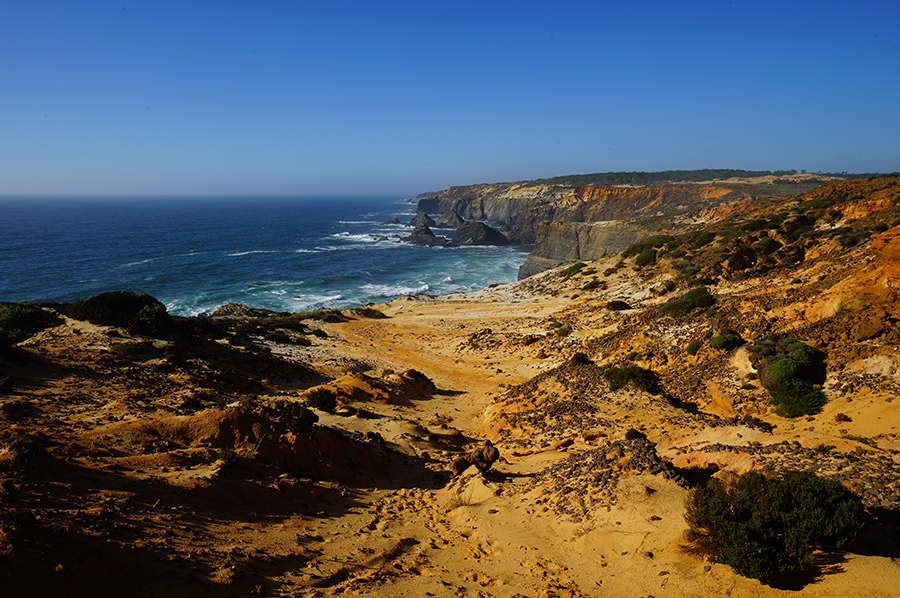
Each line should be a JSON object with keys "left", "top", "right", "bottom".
{"left": 1, "top": 1, "right": 898, "bottom": 196}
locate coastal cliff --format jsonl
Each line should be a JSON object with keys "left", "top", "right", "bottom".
{"left": 418, "top": 183, "right": 749, "bottom": 277}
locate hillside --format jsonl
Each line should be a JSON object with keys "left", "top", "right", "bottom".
{"left": 2, "top": 176, "right": 900, "bottom": 596}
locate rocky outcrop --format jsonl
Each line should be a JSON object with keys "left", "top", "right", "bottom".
{"left": 401, "top": 224, "right": 448, "bottom": 247}
{"left": 408, "top": 211, "right": 436, "bottom": 228}
{"left": 381, "top": 215, "right": 402, "bottom": 225}
{"left": 452, "top": 221, "right": 509, "bottom": 246}
{"left": 417, "top": 184, "right": 746, "bottom": 245}
{"left": 435, "top": 210, "right": 464, "bottom": 228}
{"left": 517, "top": 221, "right": 678, "bottom": 279}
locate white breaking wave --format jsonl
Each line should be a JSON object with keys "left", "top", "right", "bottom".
{"left": 227, "top": 250, "right": 280, "bottom": 257}
{"left": 360, "top": 283, "right": 430, "bottom": 297}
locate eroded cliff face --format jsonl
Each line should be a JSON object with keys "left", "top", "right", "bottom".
{"left": 417, "top": 183, "right": 750, "bottom": 278}
{"left": 517, "top": 221, "right": 667, "bottom": 279}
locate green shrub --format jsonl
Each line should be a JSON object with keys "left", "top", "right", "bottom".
{"left": 68, "top": 291, "right": 172, "bottom": 337}
{"left": 634, "top": 249, "right": 657, "bottom": 268}
{"left": 555, "top": 326, "right": 571, "bottom": 337}
{"left": 686, "top": 340, "right": 702, "bottom": 355}
{"left": 687, "top": 231, "right": 716, "bottom": 248}
{"left": 606, "top": 300, "right": 631, "bottom": 311}
{"left": 709, "top": 330, "right": 744, "bottom": 351}
{"left": 109, "top": 342, "right": 156, "bottom": 362}
{"left": 753, "top": 236, "right": 777, "bottom": 253}
{"left": 603, "top": 363, "right": 660, "bottom": 394}
{"left": 306, "top": 388, "right": 337, "bottom": 413}
{"left": 0, "top": 303, "right": 53, "bottom": 351}
{"left": 311, "top": 329, "right": 328, "bottom": 338}
{"left": 660, "top": 287, "right": 715, "bottom": 317}
{"left": 624, "top": 428, "right": 647, "bottom": 440}
{"left": 560, "top": 262, "right": 587, "bottom": 278}
{"left": 741, "top": 219, "right": 769, "bottom": 232}
{"left": 674, "top": 259, "right": 701, "bottom": 277}
{"left": 622, "top": 235, "right": 675, "bottom": 257}
{"left": 571, "top": 352, "right": 591, "bottom": 365}
{"left": 293, "top": 406, "right": 319, "bottom": 426}
{"left": 686, "top": 470, "right": 865, "bottom": 582}
{"left": 581, "top": 278, "right": 602, "bottom": 290}
{"left": 352, "top": 307, "right": 387, "bottom": 318}
{"left": 755, "top": 338, "right": 827, "bottom": 417}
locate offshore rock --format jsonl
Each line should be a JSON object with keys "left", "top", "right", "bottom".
{"left": 451, "top": 221, "right": 509, "bottom": 246}
{"left": 435, "top": 209, "right": 464, "bottom": 229}
{"left": 402, "top": 224, "right": 449, "bottom": 247}
{"left": 409, "top": 211, "right": 437, "bottom": 228}
{"left": 380, "top": 215, "right": 402, "bottom": 225}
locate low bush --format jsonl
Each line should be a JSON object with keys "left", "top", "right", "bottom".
{"left": 634, "top": 249, "right": 657, "bottom": 268}
{"left": 709, "top": 330, "right": 744, "bottom": 351}
{"left": 560, "top": 262, "right": 587, "bottom": 278}
{"left": 687, "top": 230, "right": 716, "bottom": 248}
{"left": 603, "top": 363, "right": 660, "bottom": 394}
{"left": 68, "top": 291, "right": 172, "bottom": 337}
{"left": 686, "top": 340, "right": 702, "bottom": 355}
{"left": 571, "top": 352, "right": 591, "bottom": 365}
{"left": 660, "top": 287, "right": 715, "bottom": 317}
{"left": 0, "top": 303, "right": 53, "bottom": 351}
{"left": 754, "top": 338, "right": 827, "bottom": 417}
{"left": 686, "top": 470, "right": 866, "bottom": 583}
{"left": 606, "top": 300, "right": 631, "bottom": 311}
{"left": 109, "top": 342, "right": 156, "bottom": 362}
{"left": 622, "top": 235, "right": 674, "bottom": 257}
{"left": 306, "top": 388, "right": 337, "bottom": 413}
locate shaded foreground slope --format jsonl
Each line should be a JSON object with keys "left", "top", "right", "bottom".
{"left": 2, "top": 177, "right": 900, "bottom": 596}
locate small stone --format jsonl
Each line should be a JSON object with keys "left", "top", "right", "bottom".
{"left": 644, "top": 551, "right": 654, "bottom": 558}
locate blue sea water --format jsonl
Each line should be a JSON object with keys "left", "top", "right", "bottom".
{"left": 0, "top": 196, "right": 528, "bottom": 316}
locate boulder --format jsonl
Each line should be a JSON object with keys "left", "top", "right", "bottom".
{"left": 451, "top": 440, "right": 500, "bottom": 474}
{"left": 380, "top": 215, "right": 402, "bottom": 225}
{"left": 408, "top": 211, "right": 436, "bottom": 228}
{"left": 435, "top": 210, "right": 464, "bottom": 229}
{"left": 401, "top": 224, "right": 449, "bottom": 247}
{"left": 451, "top": 221, "right": 509, "bottom": 246}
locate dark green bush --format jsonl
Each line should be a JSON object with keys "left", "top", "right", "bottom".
{"left": 571, "top": 352, "right": 591, "bottom": 365}
{"left": 68, "top": 291, "right": 172, "bottom": 337}
{"left": 306, "top": 388, "right": 337, "bottom": 413}
{"left": 0, "top": 303, "right": 53, "bottom": 351}
{"left": 755, "top": 338, "right": 827, "bottom": 417}
{"left": 674, "top": 259, "right": 701, "bottom": 277}
{"left": 660, "top": 287, "right": 715, "bottom": 317}
{"left": 624, "top": 428, "right": 647, "bottom": 440}
{"left": 622, "top": 235, "right": 675, "bottom": 257}
{"left": 606, "top": 300, "right": 631, "bottom": 311}
{"left": 634, "top": 249, "right": 657, "bottom": 268}
{"left": 688, "top": 230, "right": 716, "bottom": 248}
{"left": 686, "top": 470, "right": 865, "bottom": 582}
{"left": 686, "top": 340, "right": 702, "bottom": 355}
{"left": 560, "top": 262, "right": 587, "bottom": 278}
{"left": 109, "top": 342, "right": 156, "bottom": 362}
{"left": 603, "top": 363, "right": 660, "bottom": 394}
{"left": 709, "top": 330, "right": 744, "bottom": 351}
{"left": 741, "top": 219, "right": 769, "bottom": 232}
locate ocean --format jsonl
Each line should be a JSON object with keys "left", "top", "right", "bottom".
{"left": 0, "top": 196, "right": 528, "bottom": 316}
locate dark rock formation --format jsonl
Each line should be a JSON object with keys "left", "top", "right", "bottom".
{"left": 451, "top": 221, "right": 509, "bottom": 246}
{"left": 435, "top": 209, "right": 464, "bottom": 229}
{"left": 408, "top": 211, "right": 436, "bottom": 228}
{"left": 518, "top": 221, "right": 671, "bottom": 279}
{"left": 451, "top": 440, "right": 500, "bottom": 474}
{"left": 401, "top": 224, "right": 449, "bottom": 247}
{"left": 380, "top": 215, "right": 402, "bottom": 225}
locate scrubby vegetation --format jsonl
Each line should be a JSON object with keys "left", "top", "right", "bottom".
{"left": 709, "top": 330, "right": 744, "bottom": 351}
{"left": 306, "top": 388, "right": 338, "bottom": 413}
{"left": 660, "top": 287, "right": 715, "bottom": 317}
{"left": 68, "top": 290, "right": 173, "bottom": 337}
{"left": 0, "top": 303, "right": 54, "bottom": 352}
{"left": 605, "top": 300, "right": 631, "bottom": 311}
{"left": 603, "top": 363, "right": 661, "bottom": 394}
{"left": 686, "top": 470, "right": 866, "bottom": 583}
{"left": 753, "top": 338, "right": 827, "bottom": 417}
{"left": 622, "top": 235, "right": 674, "bottom": 258}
